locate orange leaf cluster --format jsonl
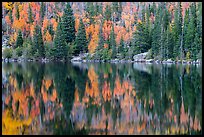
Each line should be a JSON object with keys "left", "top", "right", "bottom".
{"left": 86, "top": 24, "right": 100, "bottom": 53}
{"left": 102, "top": 20, "right": 112, "bottom": 41}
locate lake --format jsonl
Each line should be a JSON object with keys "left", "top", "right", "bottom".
{"left": 2, "top": 62, "right": 202, "bottom": 135}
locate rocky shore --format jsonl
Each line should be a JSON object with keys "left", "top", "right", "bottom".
{"left": 2, "top": 57, "right": 202, "bottom": 65}
{"left": 2, "top": 51, "right": 202, "bottom": 64}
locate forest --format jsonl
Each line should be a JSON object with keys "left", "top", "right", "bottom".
{"left": 2, "top": 2, "right": 202, "bottom": 62}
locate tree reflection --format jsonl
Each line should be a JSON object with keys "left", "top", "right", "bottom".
{"left": 2, "top": 62, "right": 202, "bottom": 135}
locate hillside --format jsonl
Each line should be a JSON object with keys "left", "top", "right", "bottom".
{"left": 2, "top": 2, "right": 202, "bottom": 62}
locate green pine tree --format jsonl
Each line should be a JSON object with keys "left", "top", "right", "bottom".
{"left": 133, "top": 21, "right": 149, "bottom": 54}
{"left": 110, "top": 23, "right": 117, "bottom": 58}
{"left": 15, "top": 30, "right": 23, "bottom": 48}
{"left": 151, "top": 5, "right": 162, "bottom": 59}
{"left": 172, "top": 2, "right": 182, "bottom": 60}
{"left": 40, "top": 2, "right": 45, "bottom": 24}
{"left": 62, "top": 2, "right": 76, "bottom": 44}
{"left": 33, "top": 24, "right": 45, "bottom": 58}
{"left": 75, "top": 18, "right": 87, "bottom": 55}
{"left": 15, "top": 4, "right": 20, "bottom": 20}
{"left": 183, "top": 8, "right": 190, "bottom": 57}
{"left": 104, "top": 5, "right": 112, "bottom": 21}
{"left": 28, "top": 3, "right": 34, "bottom": 24}
{"left": 54, "top": 19, "right": 67, "bottom": 60}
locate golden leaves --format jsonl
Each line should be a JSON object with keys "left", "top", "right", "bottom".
{"left": 2, "top": 109, "right": 32, "bottom": 135}
{"left": 3, "top": 2, "right": 14, "bottom": 11}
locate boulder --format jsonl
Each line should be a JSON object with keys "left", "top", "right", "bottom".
{"left": 133, "top": 52, "right": 148, "bottom": 62}
{"left": 166, "top": 59, "right": 173, "bottom": 63}
{"left": 196, "top": 59, "right": 201, "bottom": 64}
{"left": 71, "top": 56, "right": 82, "bottom": 62}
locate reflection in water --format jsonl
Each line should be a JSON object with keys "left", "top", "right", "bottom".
{"left": 2, "top": 62, "right": 202, "bottom": 135}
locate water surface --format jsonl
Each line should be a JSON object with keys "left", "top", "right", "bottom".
{"left": 2, "top": 62, "right": 202, "bottom": 135}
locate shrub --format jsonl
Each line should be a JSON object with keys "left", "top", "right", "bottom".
{"left": 12, "top": 49, "right": 17, "bottom": 59}
{"left": 22, "top": 44, "right": 32, "bottom": 59}
{"left": 16, "top": 47, "right": 23, "bottom": 57}
{"left": 3, "top": 48, "right": 13, "bottom": 59}
{"left": 44, "top": 42, "right": 55, "bottom": 59}
{"left": 197, "top": 49, "right": 202, "bottom": 60}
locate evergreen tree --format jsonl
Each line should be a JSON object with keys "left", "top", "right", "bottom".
{"left": 62, "top": 2, "right": 76, "bottom": 44}
{"left": 151, "top": 5, "right": 162, "bottom": 58}
{"left": 118, "top": 2, "right": 123, "bottom": 21}
{"left": 104, "top": 5, "right": 112, "bottom": 21}
{"left": 95, "top": 22, "right": 104, "bottom": 60}
{"left": 53, "top": 18, "right": 67, "bottom": 60}
{"left": 166, "top": 24, "right": 174, "bottom": 59}
{"left": 75, "top": 18, "right": 87, "bottom": 55}
{"left": 15, "top": 30, "right": 23, "bottom": 48}
{"left": 118, "top": 37, "right": 125, "bottom": 59}
{"left": 40, "top": 2, "right": 45, "bottom": 24}
{"left": 110, "top": 23, "right": 117, "bottom": 58}
{"left": 192, "top": 32, "right": 200, "bottom": 60}
{"left": 183, "top": 8, "right": 190, "bottom": 57}
{"left": 133, "top": 21, "right": 149, "bottom": 54}
{"left": 86, "top": 3, "right": 95, "bottom": 24}
{"left": 28, "top": 3, "right": 34, "bottom": 24}
{"left": 15, "top": 4, "right": 20, "bottom": 20}
{"left": 112, "top": 2, "right": 120, "bottom": 22}
{"left": 95, "top": 3, "right": 103, "bottom": 16}
{"left": 197, "top": 2, "right": 202, "bottom": 39}
{"left": 33, "top": 24, "right": 45, "bottom": 58}
{"left": 172, "top": 2, "right": 182, "bottom": 60}
{"left": 144, "top": 5, "right": 151, "bottom": 51}
{"left": 186, "top": 3, "right": 197, "bottom": 59}
{"left": 48, "top": 23, "right": 54, "bottom": 38}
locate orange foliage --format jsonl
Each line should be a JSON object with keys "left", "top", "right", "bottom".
{"left": 5, "top": 15, "right": 11, "bottom": 26}
{"left": 42, "top": 18, "right": 49, "bottom": 33}
{"left": 30, "top": 24, "right": 35, "bottom": 37}
{"left": 44, "top": 30, "right": 52, "bottom": 43}
{"left": 75, "top": 17, "right": 80, "bottom": 32}
{"left": 13, "top": 19, "right": 24, "bottom": 31}
{"left": 102, "top": 20, "right": 112, "bottom": 41}
{"left": 50, "top": 18, "right": 58, "bottom": 32}
{"left": 86, "top": 24, "right": 100, "bottom": 53}
{"left": 104, "top": 43, "right": 109, "bottom": 49}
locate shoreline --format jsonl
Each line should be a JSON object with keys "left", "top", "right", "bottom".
{"left": 2, "top": 57, "right": 202, "bottom": 65}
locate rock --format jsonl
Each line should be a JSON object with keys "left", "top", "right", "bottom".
{"left": 162, "top": 60, "right": 167, "bottom": 63}
{"left": 71, "top": 56, "right": 82, "bottom": 62}
{"left": 196, "top": 59, "right": 201, "bottom": 64}
{"left": 111, "top": 59, "right": 120, "bottom": 63}
{"left": 5, "top": 58, "right": 8, "bottom": 62}
{"left": 133, "top": 52, "right": 148, "bottom": 62}
{"left": 166, "top": 59, "right": 173, "bottom": 63}
{"left": 187, "top": 61, "right": 191, "bottom": 64}
{"left": 155, "top": 60, "right": 161, "bottom": 64}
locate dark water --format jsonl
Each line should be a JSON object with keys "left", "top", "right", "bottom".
{"left": 2, "top": 62, "right": 202, "bottom": 135}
